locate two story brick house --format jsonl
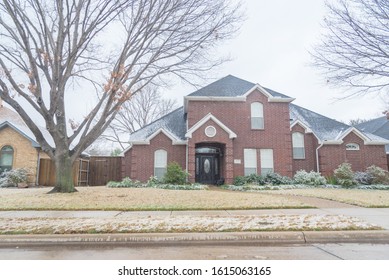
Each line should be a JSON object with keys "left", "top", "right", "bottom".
{"left": 122, "top": 75, "right": 389, "bottom": 184}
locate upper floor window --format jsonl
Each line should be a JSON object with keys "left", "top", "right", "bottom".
{"left": 292, "top": 132, "right": 305, "bottom": 159}
{"left": 0, "top": 145, "right": 14, "bottom": 172}
{"left": 251, "top": 102, "right": 264, "bottom": 129}
{"left": 346, "top": 143, "right": 360, "bottom": 151}
{"left": 154, "top": 149, "right": 167, "bottom": 179}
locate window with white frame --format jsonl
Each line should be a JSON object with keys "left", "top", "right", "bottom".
{"left": 260, "top": 149, "right": 274, "bottom": 174}
{"left": 292, "top": 132, "right": 305, "bottom": 159}
{"left": 154, "top": 149, "right": 167, "bottom": 179}
{"left": 251, "top": 102, "right": 264, "bottom": 129}
{"left": 244, "top": 149, "right": 257, "bottom": 176}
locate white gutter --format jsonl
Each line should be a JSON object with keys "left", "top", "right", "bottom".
{"left": 316, "top": 143, "right": 324, "bottom": 173}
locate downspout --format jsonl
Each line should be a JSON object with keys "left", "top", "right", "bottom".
{"left": 316, "top": 142, "right": 324, "bottom": 173}
{"left": 35, "top": 148, "right": 41, "bottom": 186}
{"left": 186, "top": 143, "right": 189, "bottom": 182}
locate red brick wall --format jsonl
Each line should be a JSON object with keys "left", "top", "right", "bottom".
{"left": 318, "top": 132, "right": 387, "bottom": 175}
{"left": 122, "top": 132, "right": 186, "bottom": 182}
{"left": 187, "top": 89, "right": 293, "bottom": 179}
{"left": 291, "top": 124, "right": 319, "bottom": 173}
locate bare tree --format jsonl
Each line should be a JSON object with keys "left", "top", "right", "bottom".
{"left": 102, "top": 86, "right": 177, "bottom": 148}
{"left": 0, "top": 0, "right": 242, "bottom": 193}
{"left": 311, "top": 0, "right": 389, "bottom": 97}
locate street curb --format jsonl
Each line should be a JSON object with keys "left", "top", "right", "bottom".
{"left": 1, "top": 231, "right": 389, "bottom": 246}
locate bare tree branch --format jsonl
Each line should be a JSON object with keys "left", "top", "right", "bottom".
{"left": 311, "top": 0, "right": 389, "bottom": 97}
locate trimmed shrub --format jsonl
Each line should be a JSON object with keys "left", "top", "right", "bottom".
{"left": 0, "top": 168, "right": 29, "bottom": 188}
{"left": 293, "top": 170, "right": 326, "bottom": 186}
{"left": 233, "top": 176, "right": 247, "bottom": 186}
{"left": 146, "top": 176, "right": 161, "bottom": 187}
{"left": 264, "top": 172, "right": 292, "bottom": 185}
{"left": 246, "top": 173, "right": 265, "bottom": 185}
{"left": 366, "top": 165, "right": 389, "bottom": 184}
{"left": 162, "top": 162, "right": 188, "bottom": 185}
{"left": 354, "top": 171, "right": 373, "bottom": 185}
{"left": 334, "top": 163, "right": 356, "bottom": 187}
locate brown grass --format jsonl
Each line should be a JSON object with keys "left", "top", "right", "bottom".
{"left": 0, "top": 186, "right": 310, "bottom": 210}
{"left": 264, "top": 188, "right": 389, "bottom": 207}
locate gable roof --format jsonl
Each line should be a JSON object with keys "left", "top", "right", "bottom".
{"left": 356, "top": 116, "right": 389, "bottom": 152}
{"left": 0, "top": 106, "right": 55, "bottom": 148}
{"left": 289, "top": 104, "right": 389, "bottom": 145}
{"left": 128, "top": 107, "right": 187, "bottom": 143}
{"left": 356, "top": 116, "right": 389, "bottom": 140}
{"left": 185, "top": 113, "right": 237, "bottom": 139}
{"left": 188, "top": 75, "right": 292, "bottom": 99}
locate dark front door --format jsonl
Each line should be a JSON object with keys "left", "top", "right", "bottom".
{"left": 196, "top": 155, "right": 219, "bottom": 184}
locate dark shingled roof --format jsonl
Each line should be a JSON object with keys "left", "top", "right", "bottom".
{"left": 188, "top": 75, "right": 291, "bottom": 98}
{"left": 128, "top": 107, "right": 186, "bottom": 142}
{"left": 289, "top": 103, "right": 350, "bottom": 141}
{"left": 356, "top": 116, "right": 389, "bottom": 140}
{"left": 356, "top": 116, "right": 389, "bottom": 153}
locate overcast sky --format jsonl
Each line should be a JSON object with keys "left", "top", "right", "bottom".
{"left": 163, "top": 0, "right": 386, "bottom": 123}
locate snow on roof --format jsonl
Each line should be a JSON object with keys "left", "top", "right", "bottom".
{"left": 128, "top": 107, "right": 186, "bottom": 142}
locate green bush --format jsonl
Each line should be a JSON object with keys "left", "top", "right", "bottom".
{"left": 366, "top": 165, "right": 389, "bottom": 184}
{"left": 334, "top": 163, "right": 356, "bottom": 187}
{"left": 233, "top": 172, "right": 292, "bottom": 186}
{"left": 325, "top": 175, "right": 338, "bottom": 185}
{"left": 0, "top": 168, "right": 29, "bottom": 188}
{"left": 162, "top": 162, "right": 188, "bottom": 185}
{"left": 233, "top": 176, "right": 247, "bottom": 186}
{"left": 293, "top": 170, "right": 326, "bottom": 186}
{"left": 107, "top": 177, "right": 141, "bottom": 188}
{"left": 264, "top": 172, "right": 292, "bottom": 185}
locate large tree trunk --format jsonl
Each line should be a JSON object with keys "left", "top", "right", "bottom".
{"left": 50, "top": 153, "right": 77, "bottom": 193}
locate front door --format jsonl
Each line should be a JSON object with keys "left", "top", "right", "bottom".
{"left": 196, "top": 155, "right": 219, "bottom": 184}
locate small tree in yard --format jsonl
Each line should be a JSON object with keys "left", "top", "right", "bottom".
{"left": 0, "top": 0, "right": 242, "bottom": 193}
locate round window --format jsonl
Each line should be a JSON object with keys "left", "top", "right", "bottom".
{"left": 205, "top": 126, "right": 216, "bottom": 138}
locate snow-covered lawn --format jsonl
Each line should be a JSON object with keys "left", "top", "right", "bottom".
{"left": 0, "top": 214, "right": 380, "bottom": 234}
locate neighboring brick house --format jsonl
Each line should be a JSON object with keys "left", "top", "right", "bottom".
{"left": 0, "top": 103, "right": 51, "bottom": 185}
{"left": 122, "top": 75, "right": 389, "bottom": 184}
{"left": 356, "top": 113, "right": 389, "bottom": 169}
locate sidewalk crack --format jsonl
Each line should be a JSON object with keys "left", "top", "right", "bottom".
{"left": 313, "top": 245, "right": 344, "bottom": 260}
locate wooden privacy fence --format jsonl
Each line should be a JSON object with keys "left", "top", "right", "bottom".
{"left": 88, "top": 156, "right": 122, "bottom": 186}
{"left": 38, "top": 159, "right": 80, "bottom": 186}
{"left": 38, "top": 157, "right": 122, "bottom": 186}
{"left": 38, "top": 156, "right": 122, "bottom": 186}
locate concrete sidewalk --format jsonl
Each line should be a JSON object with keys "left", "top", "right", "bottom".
{"left": 1, "top": 208, "right": 389, "bottom": 245}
